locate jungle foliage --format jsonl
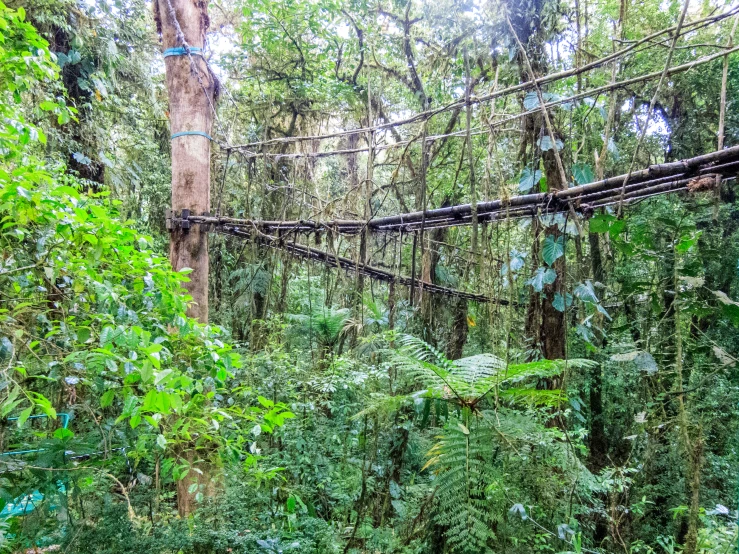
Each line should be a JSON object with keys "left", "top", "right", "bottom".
{"left": 0, "top": 0, "right": 739, "bottom": 552}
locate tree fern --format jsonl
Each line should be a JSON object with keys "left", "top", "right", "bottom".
{"left": 286, "top": 307, "right": 350, "bottom": 351}
{"left": 427, "top": 413, "right": 500, "bottom": 554}
{"left": 393, "top": 334, "right": 596, "bottom": 409}
{"left": 391, "top": 335, "right": 598, "bottom": 553}
{"left": 229, "top": 264, "right": 270, "bottom": 300}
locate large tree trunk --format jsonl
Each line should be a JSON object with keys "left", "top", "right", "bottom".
{"left": 507, "top": 0, "right": 567, "bottom": 361}
{"left": 157, "top": 0, "right": 215, "bottom": 323}
{"left": 540, "top": 149, "right": 566, "bottom": 360}
{"left": 588, "top": 231, "right": 609, "bottom": 545}
{"left": 524, "top": 219, "right": 543, "bottom": 358}
{"left": 155, "top": 0, "right": 215, "bottom": 516}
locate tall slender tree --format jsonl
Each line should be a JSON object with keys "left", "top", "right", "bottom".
{"left": 156, "top": 0, "right": 215, "bottom": 324}
{"left": 507, "top": 0, "right": 567, "bottom": 360}
{"left": 155, "top": 0, "right": 216, "bottom": 516}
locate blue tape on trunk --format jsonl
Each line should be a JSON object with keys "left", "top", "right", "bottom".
{"left": 163, "top": 46, "right": 204, "bottom": 58}
{"left": 171, "top": 131, "right": 213, "bottom": 141}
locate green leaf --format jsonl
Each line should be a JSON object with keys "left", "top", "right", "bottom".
{"left": 609, "top": 219, "right": 625, "bottom": 238}
{"left": 140, "top": 360, "right": 153, "bottom": 383}
{"left": 523, "top": 92, "right": 540, "bottom": 111}
{"left": 542, "top": 235, "right": 565, "bottom": 266}
{"left": 526, "top": 267, "right": 557, "bottom": 292}
{"left": 142, "top": 389, "right": 158, "bottom": 411}
{"left": 1, "top": 388, "right": 21, "bottom": 417}
{"left": 51, "top": 185, "right": 80, "bottom": 199}
{"left": 99, "top": 327, "right": 115, "bottom": 349}
{"left": 76, "top": 327, "right": 91, "bottom": 343}
{"left": 169, "top": 393, "right": 182, "bottom": 412}
{"left": 523, "top": 91, "right": 560, "bottom": 111}
{"left": 58, "top": 109, "right": 71, "bottom": 125}
{"left": 33, "top": 395, "right": 56, "bottom": 419}
{"left": 53, "top": 428, "right": 73, "bottom": 440}
{"left": 572, "top": 163, "right": 594, "bottom": 185}
{"left": 553, "top": 292, "right": 573, "bottom": 312}
{"left": 156, "top": 434, "right": 167, "bottom": 449}
{"left": 72, "top": 152, "right": 91, "bottom": 166}
{"left": 100, "top": 389, "right": 115, "bottom": 408}
{"left": 574, "top": 281, "right": 599, "bottom": 304}
{"left": 538, "top": 136, "right": 564, "bottom": 152}
{"left": 607, "top": 137, "right": 620, "bottom": 160}
{"left": 589, "top": 215, "right": 612, "bottom": 233}
{"left": 67, "top": 49, "right": 81, "bottom": 65}
{"left": 156, "top": 391, "right": 171, "bottom": 413}
{"left": 676, "top": 232, "right": 701, "bottom": 253}
{"left": 146, "top": 351, "right": 161, "bottom": 369}
{"left": 122, "top": 395, "right": 138, "bottom": 417}
{"left": 712, "top": 290, "right": 739, "bottom": 325}
{"left": 155, "top": 369, "right": 172, "bottom": 386}
{"left": 257, "top": 396, "right": 274, "bottom": 408}
{"left": 17, "top": 407, "right": 32, "bottom": 427}
{"left": 518, "top": 167, "right": 543, "bottom": 192}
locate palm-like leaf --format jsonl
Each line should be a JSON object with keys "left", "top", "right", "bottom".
{"left": 286, "top": 307, "right": 350, "bottom": 349}
{"left": 393, "top": 334, "right": 596, "bottom": 407}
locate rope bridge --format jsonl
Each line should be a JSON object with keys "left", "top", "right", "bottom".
{"left": 159, "top": 4, "right": 739, "bottom": 304}
{"left": 166, "top": 146, "right": 739, "bottom": 303}
{"left": 171, "top": 146, "right": 739, "bottom": 234}
{"left": 215, "top": 225, "right": 500, "bottom": 304}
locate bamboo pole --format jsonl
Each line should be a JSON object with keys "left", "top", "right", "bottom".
{"left": 174, "top": 146, "right": 739, "bottom": 233}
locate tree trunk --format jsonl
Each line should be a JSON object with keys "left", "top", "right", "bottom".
{"left": 507, "top": 0, "right": 563, "bottom": 360}
{"left": 588, "top": 230, "right": 609, "bottom": 544}
{"left": 155, "top": 0, "right": 215, "bottom": 516}
{"left": 683, "top": 435, "right": 703, "bottom": 554}
{"left": 524, "top": 219, "right": 543, "bottom": 358}
{"left": 157, "top": 0, "right": 215, "bottom": 323}
{"left": 587, "top": 231, "right": 608, "bottom": 472}
{"left": 388, "top": 280, "right": 396, "bottom": 333}
{"left": 447, "top": 297, "right": 469, "bottom": 360}
{"left": 276, "top": 253, "right": 291, "bottom": 314}
{"left": 349, "top": 131, "right": 364, "bottom": 349}
{"left": 539, "top": 137, "right": 567, "bottom": 360}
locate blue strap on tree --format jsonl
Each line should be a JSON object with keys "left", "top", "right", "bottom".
{"left": 163, "top": 46, "right": 204, "bottom": 58}
{"left": 164, "top": 48, "right": 213, "bottom": 144}
{"left": 171, "top": 131, "right": 213, "bottom": 141}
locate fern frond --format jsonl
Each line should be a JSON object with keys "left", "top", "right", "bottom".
{"left": 452, "top": 353, "right": 506, "bottom": 381}
{"left": 351, "top": 392, "right": 413, "bottom": 419}
{"left": 397, "top": 334, "right": 454, "bottom": 370}
{"left": 500, "top": 388, "right": 567, "bottom": 407}
{"left": 431, "top": 418, "right": 498, "bottom": 554}
{"left": 286, "top": 307, "right": 350, "bottom": 348}
{"left": 394, "top": 335, "right": 596, "bottom": 412}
